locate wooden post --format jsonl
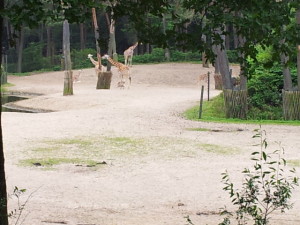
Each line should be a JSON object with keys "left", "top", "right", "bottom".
{"left": 207, "top": 72, "right": 210, "bottom": 101}
{"left": 63, "top": 20, "right": 73, "bottom": 96}
{"left": 199, "top": 85, "right": 204, "bottom": 119}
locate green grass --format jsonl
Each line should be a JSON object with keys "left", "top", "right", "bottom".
{"left": 0, "top": 83, "right": 14, "bottom": 93}
{"left": 19, "top": 158, "right": 101, "bottom": 168}
{"left": 186, "top": 127, "right": 212, "bottom": 132}
{"left": 183, "top": 93, "right": 300, "bottom": 126}
{"left": 199, "top": 143, "right": 240, "bottom": 155}
{"left": 20, "top": 135, "right": 241, "bottom": 169}
{"left": 288, "top": 160, "right": 300, "bottom": 167}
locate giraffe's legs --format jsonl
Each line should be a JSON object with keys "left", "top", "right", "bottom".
{"left": 124, "top": 55, "right": 128, "bottom": 66}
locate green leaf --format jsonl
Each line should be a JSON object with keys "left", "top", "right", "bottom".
{"left": 262, "top": 151, "right": 267, "bottom": 161}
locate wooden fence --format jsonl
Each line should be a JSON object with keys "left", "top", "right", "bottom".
{"left": 223, "top": 89, "right": 248, "bottom": 119}
{"left": 282, "top": 90, "right": 300, "bottom": 120}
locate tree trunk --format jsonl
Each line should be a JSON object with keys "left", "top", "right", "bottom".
{"left": 106, "top": 12, "right": 117, "bottom": 72}
{"left": 63, "top": 20, "right": 73, "bottom": 96}
{"left": 225, "top": 24, "right": 231, "bottom": 50}
{"left": 233, "top": 26, "right": 238, "bottom": 49}
{"left": 0, "top": 0, "right": 9, "bottom": 222}
{"left": 46, "top": 25, "right": 55, "bottom": 64}
{"left": 146, "top": 43, "right": 150, "bottom": 54}
{"left": 16, "top": 26, "right": 24, "bottom": 73}
{"left": 162, "top": 14, "right": 170, "bottom": 61}
{"left": 39, "top": 23, "right": 44, "bottom": 42}
{"left": 238, "top": 36, "right": 247, "bottom": 90}
{"left": 296, "top": 9, "right": 300, "bottom": 90}
{"left": 46, "top": 26, "right": 51, "bottom": 57}
{"left": 92, "top": 8, "right": 102, "bottom": 71}
{"left": 214, "top": 44, "right": 232, "bottom": 89}
{"left": 79, "top": 23, "right": 86, "bottom": 50}
{"left": 281, "top": 54, "right": 293, "bottom": 90}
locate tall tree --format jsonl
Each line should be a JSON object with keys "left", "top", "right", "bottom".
{"left": 0, "top": 0, "right": 9, "bottom": 223}
{"left": 16, "top": 26, "right": 24, "bottom": 73}
{"left": 296, "top": 8, "right": 300, "bottom": 89}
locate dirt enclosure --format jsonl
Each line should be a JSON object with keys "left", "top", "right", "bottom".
{"left": 2, "top": 63, "right": 300, "bottom": 225}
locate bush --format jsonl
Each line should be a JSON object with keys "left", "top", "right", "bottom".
{"left": 220, "top": 128, "right": 299, "bottom": 225}
{"left": 22, "top": 43, "right": 52, "bottom": 72}
{"left": 133, "top": 48, "right": 165, "bottom": 64}
{"left": 226, "top": 50, "right": 239, "bottom": 63}
{"left": 71, "top": 48, "right": 97, "bottom": 69}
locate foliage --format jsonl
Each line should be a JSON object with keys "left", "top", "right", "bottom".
{"left": 184, "top": 93, "right": 226, "bottom": 120}
{"left": 134, "top": 48, "right": 165, "bottom": 64}
{"left": 22, "top": 43, "right": 52, "bottom": 72}
{"left": 248, "top": 66, "right": 283, "bottom": 108}
{"left": 219, "top": 128, "right": 299, "bottom": 225}
{"left": 8, "top": 187, "right": 28, "bottom": 225}
{"left": 226, "top": 50, "right": 239, "bottom": 64}
{"left": 183, "top": 93, "right": 300, "bottom": 126}
{"left": 71, "top": 48, "right": 97, "bottom": 69}
{"left": 247, "top": 62, "right": 298, "bottom": 120}
{"left": 170, "top": 50, "right": 201, "bottom": 62}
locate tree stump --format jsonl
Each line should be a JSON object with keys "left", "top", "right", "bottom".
{"left": 282, "top": 90, "right": 300, "bottom": 120}
{"left": 223, "top": 89, "right": 248, "bottom": 119}
{"left": 96, "top": 71, "right": 112, "bottom": 89}
{"left": 214, "top": 74, "right": 222, "bottom": 90}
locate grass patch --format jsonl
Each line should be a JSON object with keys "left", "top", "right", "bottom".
{"left": 288, "top": 160, "right": 300, "bottom": 167}
{"left": 20, "top": 157, "right": 101, "bottom": 168}
{"left": 183, "top": 93, "right": 300, "bottom": 126}
{"left": 186, "top": 127, "right": 212, "bottom": 132}
{"left": 1, "top": 83, "right": 14, "bottom": 93}
{"left": 199, "top": 143, "right": 240, "bottom": 155}
{"left": 20, "top": 135, "right": 238, "bottom": 169}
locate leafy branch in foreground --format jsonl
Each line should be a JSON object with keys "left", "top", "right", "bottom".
{"left": 219, "top": 127, "right": 299, "bottom": 225}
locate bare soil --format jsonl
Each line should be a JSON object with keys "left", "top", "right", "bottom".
{"left": 2, "top": 63, "right": 300, "bottom": 225}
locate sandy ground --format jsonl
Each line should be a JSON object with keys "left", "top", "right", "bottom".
{"left": 2, "top": 63, "right": 300, "bottom": 225}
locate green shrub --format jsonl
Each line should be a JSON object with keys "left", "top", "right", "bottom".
{"left": 226, "top": 50, "right": 239, "bottom": 63}
{"left": 170, "top": 50, "right": 186, "bottom": 61}
{"left": 255, "top": 45, "right": 273, "bottom": 65}
{"left": 248, "top": 65, "right": 283, "bottom": 108}
{"left": 71, "top": 48, "right": 97, "bottom": 69}
{"left": 220, "top": 128, "right": 299, "bottom": 225}
{"left": 22, "top": 43, "right": 52, "bottom": 72}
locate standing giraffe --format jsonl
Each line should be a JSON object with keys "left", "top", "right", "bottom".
{"left": 124, "top": 42, "right": 138, "bottom": 67}
{"left": 102, "top": 54, "right": 131, "bottom": 88}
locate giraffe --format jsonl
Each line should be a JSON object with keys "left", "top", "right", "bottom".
{"left": 73, "top": 69, "right": 82, "bottom": 83}
{"left": 124, "top": 42, "right": 138, "bottom": 67}
{"left": 102, "top": 54, "right": 131, "bottom": 88}
{"left": 87, "top": 54, "right": 106, "bottom": 72}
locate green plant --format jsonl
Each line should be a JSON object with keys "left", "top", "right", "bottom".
{"left": 219, "top": 127, "right": 299, "bottom": 225}
{"left": 71, "top": 48, "right": 97, "bottom": 69}
{"left": 226, "top": 50, "right": 239, "bottom": 63}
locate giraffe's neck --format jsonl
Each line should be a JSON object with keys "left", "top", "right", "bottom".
{"left": 89, "top": 56, "right": 98, "bottom": 66}
{"left": 131, "top": 42, "right": 138, "bottom": 50}
{"left": 106, "top": 56, "right": 127, "bottom": 71}
{"left": 107, "top": 57, "right": 119, "bottom": 68}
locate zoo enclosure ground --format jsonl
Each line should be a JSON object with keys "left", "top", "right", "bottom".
{"left": 2, "top": 63, "right": 300, "bottom": 225}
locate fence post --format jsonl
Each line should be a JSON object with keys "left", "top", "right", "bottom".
{"left": 207, "top": 72, "right": 210, "bottom": 101}
{"left": 199, "top": 85, "right": 204, "bottom": 119}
